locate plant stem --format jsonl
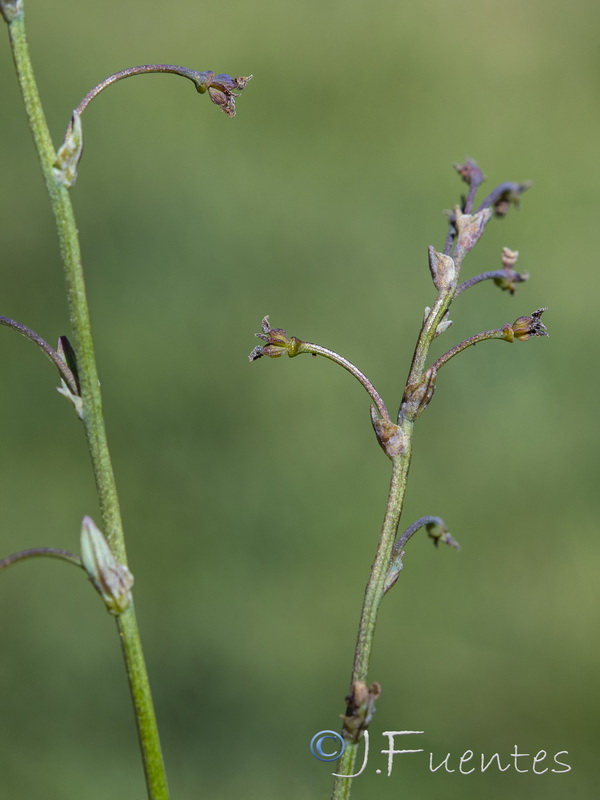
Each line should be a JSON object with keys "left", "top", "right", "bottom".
{"left": 0, "top": 547, "right": 82, "bottom": 571}
{"left": 6, "top": 11, "right": 169, "bottom": 799}
{"left": 0, "top": 315, "right": 78, "bottom": 393}
{"left": 298, "top": 341, "right": 389, "bottom": 420}
{"left": 332, "top": 251, "right": 455, "bottom": 797}
{"left": 331, "top": 433, "right": 412, "bottom": 797}
{"left": 431, "top": 327, "right": 508, "bottom": 372}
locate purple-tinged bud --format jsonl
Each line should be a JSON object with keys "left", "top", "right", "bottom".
{"left": 454, "top": 158, "right": 486, "bottom": 187}
{"left": 426, "top": 520, "right": 460, "bottom": 550}
{"left": 80, "top": 516, "right": 133, "bottom": 615}
{"left": 199, "top": 72, "right": 253, "bottom": 118}
{"left": 249, "top": 316, "right": 302, "bottom": 360}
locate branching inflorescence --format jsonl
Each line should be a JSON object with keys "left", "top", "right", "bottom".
{"left": 249, "top": 157, "right": 548, "bottom": 800}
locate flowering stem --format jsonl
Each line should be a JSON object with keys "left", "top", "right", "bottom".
{"left": 5, "top": 10, "right": 169, "bottom": 800}
{"left": 298, "top": 341, "right": 390, "bottom": 420}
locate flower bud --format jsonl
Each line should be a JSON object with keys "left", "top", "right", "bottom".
{"left": 454, "top": 207, "right": 493, "bottom": 261}
{"left": 428, "top": 246, "right": 457, "bottom": 292}
{"left": 53, "top": 111, "right": 83, "bottom": 188}
{"left": 80, "top": 516, "right": 133, "bottom": 615}
{"left": 501, "top": 247, "right": 519, "bottom": 269}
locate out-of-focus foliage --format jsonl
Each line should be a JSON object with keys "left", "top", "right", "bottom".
{"left": 0, "top": 1, "right": 598, "bottom": 798}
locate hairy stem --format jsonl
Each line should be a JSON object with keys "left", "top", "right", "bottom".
{"left": 298, "top": 341, "right": 389, "bottom": 420}
{"left": 6, "top": 11, "right": 169, "bottom": 799}
{"left": 0, "top": 547, "right": 82, "bottom": 571}
{"left": 331, "top": 432, "right": 412, "bottom": 797}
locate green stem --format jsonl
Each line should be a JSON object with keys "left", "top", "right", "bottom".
{"left": 331, "top": 432, "right": 412, "bottom": 798}
{"left": 6, "top": 10, "right": 169, "bottom": 800}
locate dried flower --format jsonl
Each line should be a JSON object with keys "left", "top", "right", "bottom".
{"left": 341, "top": 681, "right": 381, "bottom": 741}
{"left": 249, "top": 316, "right": 302, "bottom": 360}
{"left": 454, "top": 158, "right": 486, "bottom": 187}
{"left": 505, "top": 307, "right": 549, "bottom": 342}
{"left": 199, "top": 72, "right": 253, "bottom": 117}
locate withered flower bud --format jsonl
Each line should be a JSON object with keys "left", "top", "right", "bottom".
{"left": 249, "top": 316, "right": 302, "bottom": 360}
{"left": 197, "top": 72, "right": 252, "bottom": 117}
{"left": 492, "top": 247, "right": 529, "bottom": 295}
{"left": 505, "top": 308, "right": 549, "bottom": 342}
{"left": 341, "top": 681, "right": 381, "bottom": 741}
{"left": 428, "top": 246, "right": 457, "bottom": 292}
{"left": 492, "top": 182, "right": 532, "bottom": 217}
{"left": 501, "top": 247, "right": 519, "bottom": 269}
{"left": 426, "top": 520, "right": 460, "bottom": 549}
{"left": 370, "top": 406, "right": 405, "bottom": 459}
{"left": 454, "top": 158, "right": 486, "bottom": 187}
{"left": 454, "top": 207, "right": 493, "bottom": 261}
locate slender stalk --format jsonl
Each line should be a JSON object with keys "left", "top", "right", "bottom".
{"left": 6, "top": 10, "right": 169, "bottom": 799}
{"left": 298, "top": 341, "right": 390, "bottom": 420}
{"left": 431, "top": 327, "right": 508, "bottom": 372}
{"left": 331, "top": 432, "right": 412, "bottom": 797}
{"left": 0, "top": 547, "right": 82, "bottom": 571}
{"left": 0, "top": 315, "right": 78, "bottom": 394}
{"left": 73, "top": 64, "right": 212, "bottom": 118}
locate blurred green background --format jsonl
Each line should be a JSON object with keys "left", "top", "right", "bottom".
{"left": 1, "top": 0, "right": 598, "bottom": 798}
